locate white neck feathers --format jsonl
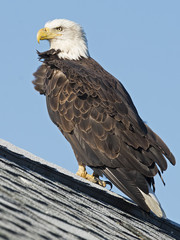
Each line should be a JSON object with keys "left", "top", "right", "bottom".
{"left": 50, "top": 38, "right": 89, "bottom": 60}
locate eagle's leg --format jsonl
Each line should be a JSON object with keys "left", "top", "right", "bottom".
{"left": 76, "top": 165, "right": 106, "bottom": 187}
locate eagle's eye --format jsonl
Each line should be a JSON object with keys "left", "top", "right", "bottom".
{"left": 55, "top": 26, "right": 63, "bottom": 31}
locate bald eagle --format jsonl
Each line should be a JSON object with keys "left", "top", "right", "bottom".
{"left": 33, "top": 19, "right": 175, "bottom": 218}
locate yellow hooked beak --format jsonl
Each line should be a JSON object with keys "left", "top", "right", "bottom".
{"left": 37, "top": 27, "right": 62, "bottom": 43}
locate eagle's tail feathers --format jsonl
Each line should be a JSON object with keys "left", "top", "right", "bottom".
{"left": 138, "top": 186, "right": 166, "bottom": 218}
{"left": 102, "top": 167, "right": 166, "bottom": 218}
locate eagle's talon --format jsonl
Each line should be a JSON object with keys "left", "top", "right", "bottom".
{"left": 104, "top": 181, "right": 113, "bottom": 190}
{"left": 76, "top": 165, "right": 107, "bottom": 188}
{"left": 93, "top": 176, "right": 107, "bottom": 187}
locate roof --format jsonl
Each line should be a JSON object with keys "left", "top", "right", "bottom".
{"left": 0, "top": 139, "right": 179, "bottom": 240}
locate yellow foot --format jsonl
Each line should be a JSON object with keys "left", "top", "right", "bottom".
{"left": 76, "top": 165, "right": 112, "bottom": 188}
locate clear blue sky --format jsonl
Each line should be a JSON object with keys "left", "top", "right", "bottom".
{"left": 1, "top": 0, "right": 180, "bottom": 223}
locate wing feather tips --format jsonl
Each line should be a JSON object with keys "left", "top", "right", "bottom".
{"left": 145, "top": 124, "right": 176, "bottom": 166}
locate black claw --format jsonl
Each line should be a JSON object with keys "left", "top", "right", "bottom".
{"left": 105, "top": 181, "right": 113, "bottom": 190}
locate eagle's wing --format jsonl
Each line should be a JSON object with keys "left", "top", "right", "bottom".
{"left": 33, "top": 51, "right": 175, "bottom": 215}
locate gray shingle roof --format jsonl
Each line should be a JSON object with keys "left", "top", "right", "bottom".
{"left": 0, "top": 139, "right": 179, "bottom": 240}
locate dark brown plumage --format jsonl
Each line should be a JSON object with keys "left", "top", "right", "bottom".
{"left": 33, "top": 49, "right": 175, "bottom": 216}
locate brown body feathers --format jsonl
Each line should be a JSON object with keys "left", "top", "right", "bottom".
{"left": 33, "top": 49, "right": 175, "bottom": 215}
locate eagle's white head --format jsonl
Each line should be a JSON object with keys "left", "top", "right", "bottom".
{"left": 37, "top": 19, "right": 89, "bottom": 60}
